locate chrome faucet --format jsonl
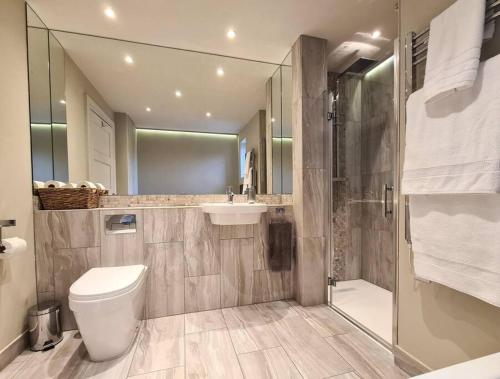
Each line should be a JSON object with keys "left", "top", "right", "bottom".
{"left": 225, "top": 186, "right": 234, "bottom": 204}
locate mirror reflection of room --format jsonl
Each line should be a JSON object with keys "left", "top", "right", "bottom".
{"left": 27, "top": 4, "right": 292, "bottom": 195}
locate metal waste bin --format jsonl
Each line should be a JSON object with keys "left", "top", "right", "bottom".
{"left": 28, "top": 301, "right": 63, "bottom": 351}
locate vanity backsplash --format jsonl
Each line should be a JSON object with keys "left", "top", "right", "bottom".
{"left": 34, "top": 203, "right": 294, "bottom": 331}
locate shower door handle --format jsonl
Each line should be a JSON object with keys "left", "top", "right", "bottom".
{"left": 383, "top": 184, "right": 394, "bottom": 218}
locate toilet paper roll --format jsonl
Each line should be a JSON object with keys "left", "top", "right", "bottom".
{"left": 45, "top": 180, "right": 65, "bottom": 188}
{"left": 77, "top": 181, "right": 97, "bottom": 189}
{"left": 33, "top": 181, "right": 45, "bottom": 189}
{"left": 95, "top": 183, "right": 106, "bottom": 190}
{"left": 0, "top": 237, "right": 27, "bottom": 259}
{"left": 63, "top": 182, "right": 77, "bottom": 188}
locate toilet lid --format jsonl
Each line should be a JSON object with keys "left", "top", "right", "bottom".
{"left": 69, "top": 265, "right": 147, "bottom": 301}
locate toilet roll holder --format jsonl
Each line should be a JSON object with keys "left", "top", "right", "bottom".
{"left": 0, "top": 220, "right": 16, "bottom": 253}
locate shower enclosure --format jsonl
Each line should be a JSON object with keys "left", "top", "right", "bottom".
{"left": 327, "top": 55, "right": 397, "bottom": 347}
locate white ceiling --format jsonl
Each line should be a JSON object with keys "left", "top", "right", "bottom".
{"left": 54, "top": 31, "right": 278, "bottom": 133}
{"left": 27, "top": 0, "right": 397, "bottom": 69}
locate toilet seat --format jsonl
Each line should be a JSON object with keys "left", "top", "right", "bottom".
{"left": 69, "top": 265, "right": 147, "bottom": 302}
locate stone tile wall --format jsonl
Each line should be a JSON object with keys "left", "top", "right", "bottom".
{"left": 34, "top": 205, "right": 294, "bottom": 330}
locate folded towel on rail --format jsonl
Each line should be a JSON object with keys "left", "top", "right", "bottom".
{"left": 409, "top": 194, "right": 500, "bottom": 307}
{"left": 423, "top": 0, "right": 486, "bottom": 104}
{"left": 402, "top": 53, "right": 500, "bottom": 194}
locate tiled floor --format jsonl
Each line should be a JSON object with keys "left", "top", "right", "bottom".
{"left": 330, "top": 280, "right": 393, "bottom": 344}
{"left": 0, "top": 301, "right": 408, "bottom": 379}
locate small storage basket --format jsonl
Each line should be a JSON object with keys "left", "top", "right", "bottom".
{"left": 38, "top": 188, "right": 107, "bottom": 210}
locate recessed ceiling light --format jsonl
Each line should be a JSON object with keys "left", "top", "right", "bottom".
{"left": 59, "top": 99, "right": 66, "bottom": 105}
{"left": 104, "top": 7, "right": 116, "bottom": 19}
{"left": 216, "top": 67, "right": 225, "bottom": 77}
{"left": 206, "top": 112, "right": 212, "bottom": 118}
{"left": 175, "top": 90, "right": 182, "bottom": 98}
{"left": 146, "top": 107, "right": 151, "bottom": 112}
{"left": 124, "top": 55, "right": 134, "bottom": 64}
{"left": 226, "top": 29, "right": 236, "bottom": 39}
{"left": 271, "top": 117, "right": 275, "bottom": 123}
{"left": 371, "top": 30, "right": 381, "bottom": 39}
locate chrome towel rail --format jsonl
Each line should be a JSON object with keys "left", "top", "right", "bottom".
{"left": 411, "top": 0, "right": 500, "bottom": 66}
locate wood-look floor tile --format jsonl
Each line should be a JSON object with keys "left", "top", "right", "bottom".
{"left": 255, "top": 301, "right": 299, "bottom": 323}
{"left": 69, "top": 328, "right": 141, "bottom": 379}
{"left": 327, "top": 372, "right": 361, "bottom": 379}
{"left": 222, "top": 306, "right": 280, "bottom": 354}
{"left": 185, "top": 310, "right": 227, "bottom": 334}
{"left": 0, "top": 361, "right": 23, "bottom": 379}
{"left": 238, "top": 347, "right": 302, "bottom": 379}
{"left": 129, "top": 316, "right": 184, "bottom": 376}
{"left": 288, "top": 301, "right": 355, "bottom": 337}
{"left": 185, "top": 329, "right": 244, "bottom": 379}
{"left": 268, "top": 315, "right": 353, "bottom": 379}
{"left": 9, "top": 331, "right": 83, "bottom": 379}
{"left": 325, "top": 331, "right": 408, "bottom": 379}
{"left": 128, "top": 367, "right": 185, "bottom": 379}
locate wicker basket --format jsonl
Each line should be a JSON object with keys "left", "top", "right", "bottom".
{"left": 38, "top": 188, "right": 107, "bottom": 210}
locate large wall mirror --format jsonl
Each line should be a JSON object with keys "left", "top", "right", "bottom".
{"left": 26, "top": 5, "right": 292, "bottom": 195}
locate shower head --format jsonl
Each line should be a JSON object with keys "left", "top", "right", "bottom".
{"left": 342, "top": 57, "right": 378, "bottom": 75}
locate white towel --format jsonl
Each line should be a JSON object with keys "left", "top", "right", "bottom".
{"left": 63, "top": 182, "right": 77, "bottom": 188}
{"left": 33, "top": 181, "right": 45, "bottom": 189}
{"left": 242, "top": 167, "right": 253, "bottom": 194}
{"left": 402, "top": 53, "right": 500, "bottom": 195}
{"left": 423, "top": 0, "right": 486, "bottom": 104}
{"left": 410, "top": 194, "right": 500, "bottom": 307}
{"left": 77, "top": 181, "right": 96, "bottom": 189}
{"left": 45, "top": 180, "right": 65, "bottom": 188}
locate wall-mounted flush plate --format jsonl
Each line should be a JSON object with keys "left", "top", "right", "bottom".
{"left": 104, "top": 214, "right": 136, "bottom": 235}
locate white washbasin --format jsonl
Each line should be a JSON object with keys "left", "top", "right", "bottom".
{"left": 200, "top": 203, "right": 267, "bottom": 225}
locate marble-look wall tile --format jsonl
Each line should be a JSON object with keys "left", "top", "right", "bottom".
{"left": 100, "top": 209, "right": 144, "bottom": 266}
{"left": 143, "top": 208, "right": 184, "bottom": 243}
{"left": 252, "top": 270, "right": 293, "bottom": 303}
{"left": 292, "top": 35, "right": 327, "bottom": 100}
{"left": 292, "top": 35, "right": 327, "bottom": 307}
{"left": 145, "top": 242, "right": 185, "bottom": 318}
{"left": 34, "top": 211, "right": 56, "bottom": 293}
{"left": 360, "top": 203, "right": 394, "bottom": 291}
{"left": 221, "top": 238, "right": 254, "bottom": 308}
{"left": 302, "top": 169, "right": 325, "bottom": 238}
{"left": 50, "top": 210, "right": 100, "bottom": 249}
{"left": 220, "top": 224, "right": 253, "bottom": 240}
{"left": 185, "top": 275, "right": 221, "bottom": 313}
{"left": 301, "top": 96, "right": 325, "bottom": 169}
{"left": 296, "top": 237, "right": 325, "bottom": 306}
{"left": 54, "top": 247, "right": 100, "bottom": 330}
{"left": 183, "top": 208, "right": 220, "bottom": 276}
{"left": 347, "top": 202, "right": 362, "bottom": 280}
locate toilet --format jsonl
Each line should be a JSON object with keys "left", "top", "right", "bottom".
{"left": 69, "top": 264, "right": 148, "bottom": 361}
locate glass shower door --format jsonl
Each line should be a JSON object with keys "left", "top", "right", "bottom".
{"left": 327, "top": 56, "right": 396, "bottom": 347}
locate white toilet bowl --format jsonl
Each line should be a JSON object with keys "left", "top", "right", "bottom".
{"left": 69, "top": 264, "right": 148, "bottom": 361}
